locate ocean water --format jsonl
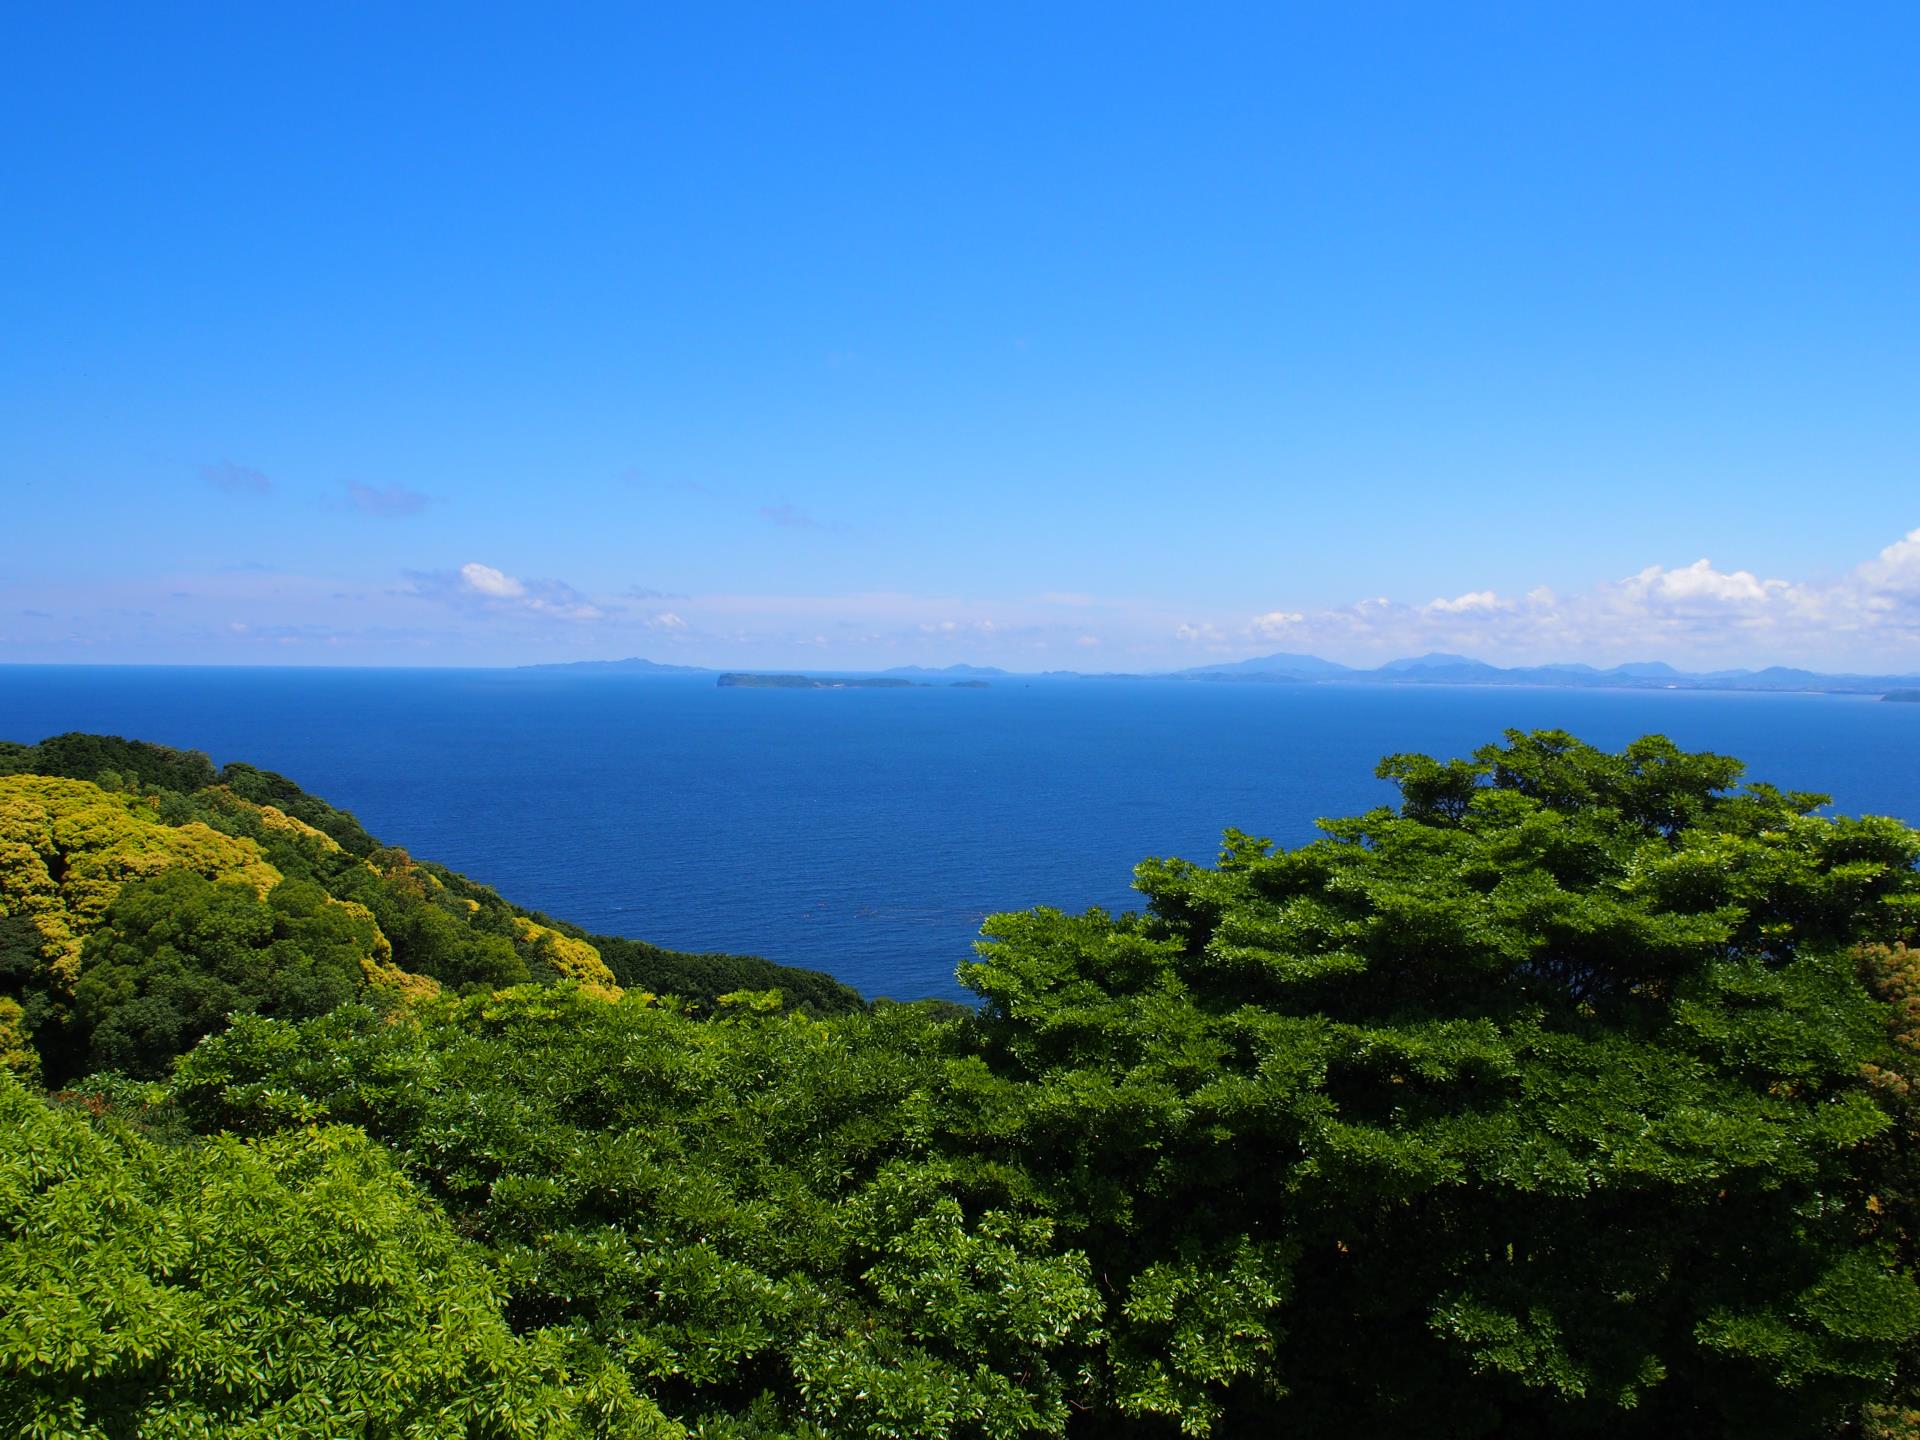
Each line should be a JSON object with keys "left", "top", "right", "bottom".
{"left": 3, "top": 666, "right": 1917, "bottom": 1002}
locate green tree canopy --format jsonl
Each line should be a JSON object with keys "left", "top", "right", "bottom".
{"left": 174, "top": 987, "right": 1102, "bottom": 1440}
{"left": 8, "top": 727, "right": 1920, "bottom": 1437}
{"left": 0, "top": 733, "right": 218, "bottom": 795}
{"left": 952, "top": 730, "right": 1920, "bottom": 1436}
{"left": 0, "top": 1068, "right": 677, "bottom": 1439}
{"left": 72, "top": 872, "right": 382, "bottom": 1079}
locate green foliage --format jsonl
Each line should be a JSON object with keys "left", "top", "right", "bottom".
{"left": 954, "top": 729, "right": 1920, "bottom": 1435}
{"left": 592, "top": 933, "right": 866, "bottom": 1016}
{"left": 0, "top": 772, "right": 286, "bottom": 1078}
{"left": 0, "top": 1067, "right": 679, "bottom": 1439}
{"left": 0, "top": 733, "right": 219, "bottom": 795}
{"left": 70, "top": 871, "right": 379, "bottom": 1080}
{"left": 1, "top": 734, "right": 858, "bottom": 1046}
{"left": 7, "top": 727, "right": 1920, "bottom": 1436}
{"left": 328, "top": 850, "right": 532, "bottom": 992}
{"left": 217, "top": 760, "right": 378, "bottom": 856}
{"left": 0, "top": 735, "right": 375, "bottom": 860}
{"left": 174, "top": 987, "right": 1101, "bottom": 1438}
{"left": 0, "top": 998, "right": 37, "bottom": 1084}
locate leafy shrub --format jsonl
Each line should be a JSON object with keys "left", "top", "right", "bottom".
{"left": 0, "top": 1068, "right": 678, "bottom": 1438}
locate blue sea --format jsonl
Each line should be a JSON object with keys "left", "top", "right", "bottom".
{"left": 3, "top": 666, "right": 1917, "bottom": 1002}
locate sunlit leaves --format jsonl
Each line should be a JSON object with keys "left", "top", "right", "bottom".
{"left": 0, "top": 1069, "right": 678, "bottom": 1438}
{"left": 175, "top": 989, "right": 1097, "bottom": 1437}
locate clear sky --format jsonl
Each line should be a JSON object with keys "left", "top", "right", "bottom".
{"left": 3, "top": 3, "right": 1918, "bottom": 672}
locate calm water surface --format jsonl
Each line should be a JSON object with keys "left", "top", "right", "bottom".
{"left": 3, "top": 667, "right": 1916, "bottom": 1001}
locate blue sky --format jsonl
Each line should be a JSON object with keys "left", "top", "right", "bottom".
{"left": 4, "top": 3, "right": 1918, "bottom": 671}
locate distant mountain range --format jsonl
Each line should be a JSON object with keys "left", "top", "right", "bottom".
{"left": 522, "top": 653, "right": 1920, "bottom": 695}
{"left": 1181, "top": 651, "right": 1359, "bottom": 680}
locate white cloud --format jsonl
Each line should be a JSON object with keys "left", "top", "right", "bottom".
{"left": 1422, "top": 590, "right": 1503, "bottom": 615}
{"left": 1252, "top": 611, "right": 1305, "bottom": 635}
{"left": 407, "top": 563, "right": 604, "bottom": 622}
{"left": 1612, "top": 558, "right": 1790, "bottom": 610}
{"left": 460, "top": 562, "right": 525, "bottom": 598}
{"left": 1856, "top": 527, "right": 1920, "bottom": 597}
{"left": 1232, "top": 527, "right": 1920, "bottom": 669}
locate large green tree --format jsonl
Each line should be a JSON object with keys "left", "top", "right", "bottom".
{"left": 952, "top": 730, "right": 1920, "bottom": 1436}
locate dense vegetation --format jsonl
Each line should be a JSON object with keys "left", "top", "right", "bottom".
{"left": 0, "top": 733, "right": 859, "bottom": 1084}
{"left": 4, "top": 729, "right": 1920, "bottom": 1436}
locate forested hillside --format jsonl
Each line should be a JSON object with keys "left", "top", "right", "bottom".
{"left": 0, "top": 733, "right": 861, "bottom": 1086}
{"left": 4, "top": 730, "right": 1920, "bottom": 1437}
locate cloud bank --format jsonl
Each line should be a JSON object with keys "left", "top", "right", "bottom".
{"left": 1213, "top": 528, "right": 1920, "bottom": 669}
{"left": 9, "top": 530, "right": 1920, "bottom": 671}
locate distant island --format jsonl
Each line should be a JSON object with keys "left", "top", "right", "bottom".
{"left": 1886, "top": 690, "right": 1920, "bottom": 703}
{"left": 525, "top": 651, "right": 1920, "bottom": 696}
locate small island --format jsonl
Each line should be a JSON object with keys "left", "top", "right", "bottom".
{"left": 1885, "top": 690, "right": 1920, "bottom": 703}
